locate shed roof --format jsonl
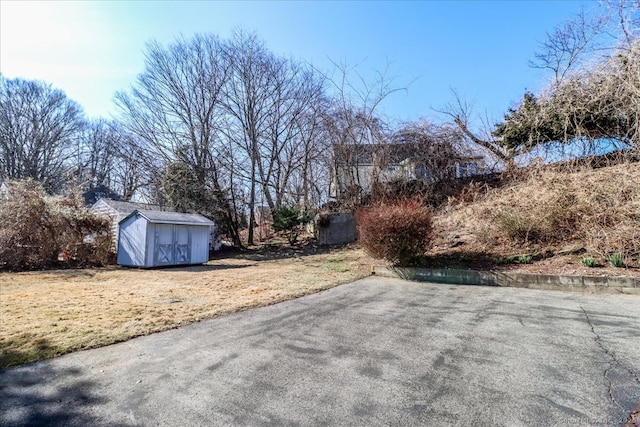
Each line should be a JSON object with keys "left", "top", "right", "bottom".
{"left": 120, "top": 210, "right": 214, "bottom": 226}
{"left": 94, "top": 198, "right": 174, "bottom": 215}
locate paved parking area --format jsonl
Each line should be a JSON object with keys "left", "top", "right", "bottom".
{"left": 2, "top": 277, "right": 639, "bottom": 426}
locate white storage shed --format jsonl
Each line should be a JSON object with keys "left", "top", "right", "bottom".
{"left": 117, "top": 210, "right": 215, "bottom": 268}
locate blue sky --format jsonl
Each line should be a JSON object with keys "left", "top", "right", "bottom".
{"left": 0, "top": 0, "right": 595, "bottom": 126}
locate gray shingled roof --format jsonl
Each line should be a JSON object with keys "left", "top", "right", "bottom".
{"left": 119, "top": 210, "right": 214, "bottom": 226}
{"left": 98, "top": 199, "right": 175, "bottom": 215}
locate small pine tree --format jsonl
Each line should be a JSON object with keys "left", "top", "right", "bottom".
{"left": 272, "top": 206, "right": 313, "bottom": 245}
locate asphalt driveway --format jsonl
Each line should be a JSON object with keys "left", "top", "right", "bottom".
{"left": 1, "top": 277, "right": 639, "bottom": 426}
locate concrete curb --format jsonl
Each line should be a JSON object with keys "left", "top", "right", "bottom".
{"left": 371, "top": 266, "right": 640, "bottom": 295}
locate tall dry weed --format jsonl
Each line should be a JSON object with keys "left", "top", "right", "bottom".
{"left": 442, "top": 162, "right": 640, "bottom": 262}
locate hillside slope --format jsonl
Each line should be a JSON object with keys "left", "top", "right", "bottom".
{"left": 430, "top": 162, "right": 640, "bottom": 277}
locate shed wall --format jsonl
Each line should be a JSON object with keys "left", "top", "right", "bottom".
{"left": 117, "top": 216, "right": 148, "bottom": 266}
{"left": 190, "top": 226, "right": 211, "bottom": 264}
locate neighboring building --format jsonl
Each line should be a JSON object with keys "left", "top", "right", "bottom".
{"left": 329, "top": 143, "right": 485, "bottom": 200}
{"left": 117, "top": 210, "right": 214, "bottom": 268}
{"left": 82, "top": 185, "right": 122, "bottom": 205}
{"left": 90, "top": 198, "right": 175, "bottom": 250}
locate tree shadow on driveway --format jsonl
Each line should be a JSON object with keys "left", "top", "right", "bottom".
{"left": 0, "top": 361, "right": 132, "bottom": 427}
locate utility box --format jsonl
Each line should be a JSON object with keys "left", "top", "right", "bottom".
{"left": 117, "top": 210, "right": 214, "bottom": 268}
{"left": 316, "top": 213, "right": 356, "bottom": 246}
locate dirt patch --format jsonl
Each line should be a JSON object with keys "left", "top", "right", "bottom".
{"left": 0, "top": 244, "right": 375, "bottom": 369}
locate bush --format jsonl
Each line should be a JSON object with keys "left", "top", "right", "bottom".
{"left": 356, "top": 200, "right": 433, "bottom": 266}
{"left": 272, "top": 206, "right": 313, "bottom": 245}
{"left": 0, "top": 180, "right": 113, "bottom": 270}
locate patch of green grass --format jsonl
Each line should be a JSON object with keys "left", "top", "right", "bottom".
{"left": 581, "top": 257, "right": 597, "bottom": 268}
{"left": 494, "top": 254, "right": 532, "bottom": 265}
{"left": 607, "top": 253, "right": 625, "bottom": 268}
{"left": 494, "top": 255, "right": 517, "bottom": 265}
{"left": 517, "top": 255, "right": 532, "bottom": 264}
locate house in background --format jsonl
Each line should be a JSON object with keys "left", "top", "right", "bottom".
{"left": 330, "top": 143, "right": 486, "bottom": 200}
{"left": 82, "top": 185, "right": 123, "bottom": 205}
{"left": 117, "top": 210, "right": 214, "bottom": 268}
{"left": 91, "top": 198, "right": 176, "bottom": 250}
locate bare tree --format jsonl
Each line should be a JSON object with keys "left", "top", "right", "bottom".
{"left": 111, "top": 131, "right": 150, "bottom": 201}
{"left": 320, "top": 60, "right": 404, "bottom": 208}
{"left": 0, "top": 75, "right": 84, "bottom": 192}
{"left": 220, "top": 31, "right": 327, "bottom": 244}
{"left": 118, "top": 31, "right": 389, "bottom": 244}
{"left": 547, "top": 38, "right": 640, "bottom": 149}
{"left": 492, "top": 37, "right": 640, "bottom": 157}
{"left": 390, "top": 121, "right": 471, "bottom": 182}
{"left": 287, "top": 99, "right": 332, "bottom": 209}
{"left": 444, "top": 1, "right": 640, "bottom": 167}
{"left": 437, "top": 90, "right": 516, "bottom": 167}
{"left": 115, "top": 34, "right": 243, "bottom": 245}
{"left": 219, "top": 31, "right": 276, "bottom": 245}
{"left": 74, "top": 120, "right": 150, "bottom": 201}
{"left": 607, "top": 0, "right": 640, "bottom": 48}
{"left": 259, "top": 59, "right": 326, "bottom": 210}
{"left": 529, "top": 9, "right": 608, "bottom": 86}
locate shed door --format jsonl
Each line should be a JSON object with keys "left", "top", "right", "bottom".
{"left": 154, "top": 224, "right": 174, "bottom": 266}
{"left": 174, "top": 225, "right": 190, "bottom": 264}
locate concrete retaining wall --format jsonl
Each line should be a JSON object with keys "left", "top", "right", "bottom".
{"left": 372, "top": 266, "right": 640, "bottom": 295}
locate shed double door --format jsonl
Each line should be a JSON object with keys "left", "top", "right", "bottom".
{"left": 154, "top": 224, "right": 190, "bottom": 266}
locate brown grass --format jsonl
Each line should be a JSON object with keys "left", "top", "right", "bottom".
{"left": 432, "top": 162, "right": 640, "bottom": 273}
{"left": 0, "top": 245, "right": 375, "bottom": 368}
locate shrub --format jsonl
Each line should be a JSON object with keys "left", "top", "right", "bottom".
{"left": 492, "top": 211, "right": 542, "bottom": 245}
{"left": 272, "top": 206, "right": 313, "bottom": 245}
{"left": 0, "top": 180, "right": 112, "bottom": 270}
{"left": 356, "top": 200, "right": 433, "bottom": 266}
{"left": 581, "top": 257, "right": 597, "bottom": 268}
{"left": 0, "top": 180, "right": 56, "bottom": 269}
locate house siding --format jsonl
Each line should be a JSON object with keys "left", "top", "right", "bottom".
{"left": 117, "top": 213, "right": 148, "bottom": 267}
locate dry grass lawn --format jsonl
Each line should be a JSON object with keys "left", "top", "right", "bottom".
{"left": 0, "top": 245, "right": 375, "bottom": 369}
